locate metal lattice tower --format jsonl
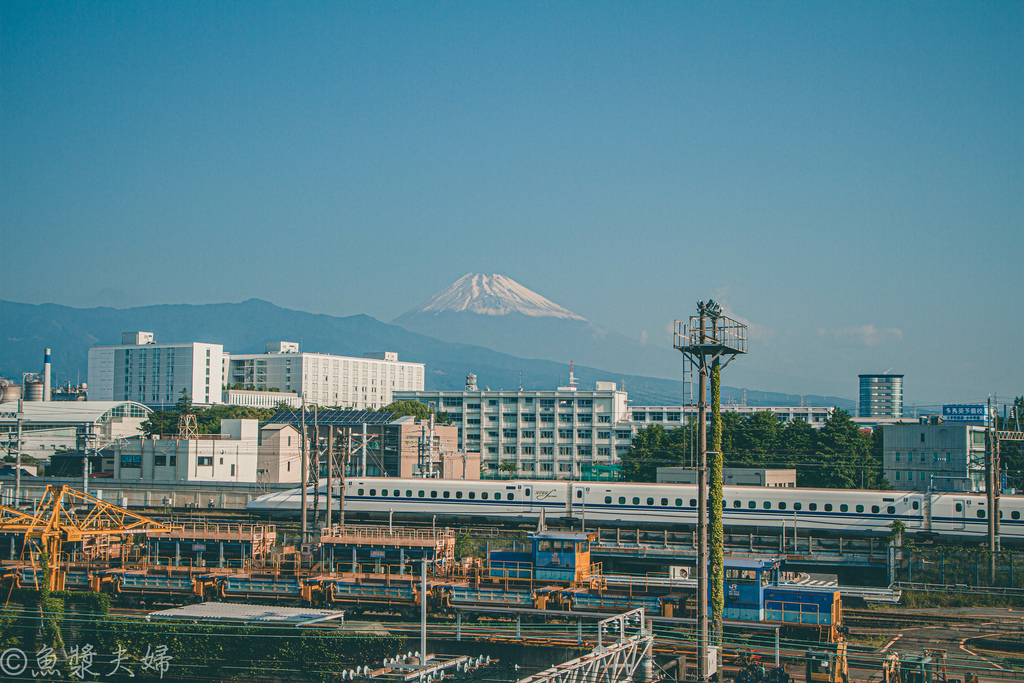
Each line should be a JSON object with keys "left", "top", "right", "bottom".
{"left": 673, "top": 300, "right": 747, "bottom": 681}
{"left": 176, "top": 413, "right": 198, "bottom": 439}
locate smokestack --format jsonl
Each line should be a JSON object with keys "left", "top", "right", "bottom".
{"left": 43, "top": 348, "right": 51, "bottom": 402}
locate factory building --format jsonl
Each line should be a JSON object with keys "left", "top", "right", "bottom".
{"left": 88, "top": 332, "right": 226, "bottom": 407}
{"left": 110, "top": 418, "right": 262, "bottom": 483}
{"left": 0, "top": 401, "right": 152, "bottom": 460}
{"left": 226, "top": 343, "right": 425, "bottom": 409}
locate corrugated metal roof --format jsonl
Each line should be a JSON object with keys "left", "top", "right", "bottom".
{"left": 149, "top": 602, "right": 344, "bottom": 625}
{"left": 0, "top": 401, "right": 152, "bottom": 424}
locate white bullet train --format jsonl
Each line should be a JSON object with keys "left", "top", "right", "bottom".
{"left": 246, "top": 477, "right": 1024, "bottom": 544}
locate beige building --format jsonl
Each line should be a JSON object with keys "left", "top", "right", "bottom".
{"left": 657, "top": 467, "right": 797, "bottom": 487}
{"left": 257, "top": 423, "right": 302, "bottom": 483}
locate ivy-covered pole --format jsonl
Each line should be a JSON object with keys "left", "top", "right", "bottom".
{"left": 710, "top": 357, "right": 724, "bottom": 647}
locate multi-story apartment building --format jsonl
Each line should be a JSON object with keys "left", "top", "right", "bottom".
{"left": 88, "top": 332, "right": 225, "bottom": 407}
{"left": 630, "top": 405, "right": 833, "bottom": 429}
{"left": 395, "top": 381, "right": 631, "bottom": 480}
{"left": 882, "top": 422, "right": 987, "bottom": 492}
{"left": 859, "top": 374, "right": 904, "bottom": 419}
{"left": 227, "top": 343, "right": 424, "bottom": 409}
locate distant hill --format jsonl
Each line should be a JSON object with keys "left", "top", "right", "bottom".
{"left": 0, "top": 298, "right": 854, "bottom": 410}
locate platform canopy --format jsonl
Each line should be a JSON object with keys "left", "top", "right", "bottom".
{"left": 265, "top": 409, "right": 393, "bottom": 427}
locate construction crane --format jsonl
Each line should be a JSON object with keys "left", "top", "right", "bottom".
{"left": 0, "top": 485, "right": 180, "bottom": 590}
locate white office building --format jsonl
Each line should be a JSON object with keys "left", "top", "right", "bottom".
{"left": 88, "top": 332, "right": 225, "bottom": 407}
{"left": 397, "top": 377, "right": 836, "bottom": 480}
{"left": 395, "top": 381, "right": 631, "bottom": 480}
{"left": 227, "top": 343, "right": 424, "bottom": 409}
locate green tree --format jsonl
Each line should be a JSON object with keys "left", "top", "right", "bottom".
{"left": 174, "top": 388, "right": 194, "bottom": 414}
{"left": 619, "top": 423, "right": 696, "bottom": 482}
{"left": 498, "top": 459, "right": 517, "bottom": 478}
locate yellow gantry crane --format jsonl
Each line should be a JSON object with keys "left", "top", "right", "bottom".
{"left": 0, "top": 485, "right": 180, "bottom": 590}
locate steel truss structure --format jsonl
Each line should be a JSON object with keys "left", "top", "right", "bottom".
{"left": 517, "top": 609, "right": 653, "bottom": 683}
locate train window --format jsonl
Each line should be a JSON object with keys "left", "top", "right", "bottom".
{"left": 538, "top": 540, "right": 553, "bottom": 552}
{"left": 369, "top": 489, "right": 376, "bottom": 496}
{"left": 456, "top": 491, "right": 463, "bottom": 499}
{"left": 977, "top": 509, "right": 986, "bottom": 518}
{"left": 482, "top": 492, "right": 489, "bottom": 500}
{"left": 525, "top": 489, "right": 531, "bottom": 496}
{"left": 955, "top": 503, "right": 962, "bottom": 512}
{"left": 793, "top": 502, "right": 802, "bottom": 511}
{"left": 840, "top": 504, "right": 848, "bottom": 512}
{"left": 779, "top": 502, "right": 787, "bottom": 510}
{"left": 443, "top": 491, "right": 450, "bottom": 499}
{"left": 733, "top": 500, "right": 741, "bottom": 508}
{"left": 676, "top": 499, "right": 684, "bottom": 507}
{"left": 469, "top": 492, "right": 476, "bottom": 499}
{"left": 381, "top": 489, "right": 388, "bottom": 496}
{"left": 605, "top": 496, "right": 612, "bottom": 504}
{"left": 418, "top": 491, "right": 425, "bottom": 498}
{"left": 1013, "top": 511, "right": 1021, "bottom": 520}
{"left": 406, "top": 490, "right": 413, "bottom": 497}
{"left": 647, "top": 497, "right": 654, "bottom": 506}
{"left": 824, "top": 504, "right": 832, "bottom": 512}
{"left": 748, "top": 501, "right": 756, "bottom": 509}
{"left": 619, "top": 497, "right": 626, "bottom": 505}
{"left": 763, "top": 501, "right": 771, "bottom": 509}
{"left": 912, "top": 501, "right": 919, "bottom": 510}
{"left": 887, "top": 506, "right": 895, "bottom": 514}
{"left": 507, "top": 493, "right": 513, "bottom": 500}
{"left": 856, "top": 505, "right": 864, "bottom": 513}
{"left": 871, "top": 505, "right": 879, "bottom": 513}
{"left": 430, "top": 491, "right": 438, "bottom": 498}
{"left": 576, "top": 490, "right": 583, "bottom": 499}
{"left": 690, "top": 499, "right": 697, "bottom": 507}
{"left": 662, "top": 498, "right": 669, "bottom": 506}
{"left": 358, "top": 489, "right": 364, "bottom": 496}
{"left": 633, "top": 497, "right": 640, "bottom": 505}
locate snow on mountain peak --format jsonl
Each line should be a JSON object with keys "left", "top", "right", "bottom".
{"left": 401, "top": 273, "right": 586, "bottom": 320}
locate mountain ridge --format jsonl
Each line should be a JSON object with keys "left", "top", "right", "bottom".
{"left": 0, "top": 298, "right": 855, "bottom": 410}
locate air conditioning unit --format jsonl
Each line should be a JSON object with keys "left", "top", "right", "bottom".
{"left": 669, "top": 566, "right": 690, "bottom": 580}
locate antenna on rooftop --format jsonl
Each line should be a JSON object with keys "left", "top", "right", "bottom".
{"left": 569, "top": 361, "right": 577, "bottom": 390}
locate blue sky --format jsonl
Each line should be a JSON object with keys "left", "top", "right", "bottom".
{"left": 2, "top": 2, "right": 1021, "bottom": 406}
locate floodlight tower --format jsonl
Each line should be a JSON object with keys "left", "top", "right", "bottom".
{"left": 674, "top": 301, "right": 747, "bottom": 681}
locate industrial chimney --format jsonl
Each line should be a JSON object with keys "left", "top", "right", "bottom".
{"left": 43, "top": 348, "right": 52, "bottom": 402}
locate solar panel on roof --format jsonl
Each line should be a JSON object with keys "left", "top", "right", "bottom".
{"left": 265, "top": 410, "right": 394, "bottom": 426}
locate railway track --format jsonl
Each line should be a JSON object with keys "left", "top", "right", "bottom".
{"left": 845, "top": 609, "right": 1024, "bottom": 631}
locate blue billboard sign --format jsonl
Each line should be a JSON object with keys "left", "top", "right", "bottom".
{"left": 942, "top": 405, "right": 989, "bottom": 424}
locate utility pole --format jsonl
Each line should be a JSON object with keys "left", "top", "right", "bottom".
{"left": 14, "top": 399, "right": 23, "bottom": 506}
{"left": 300, "top": 399, "right": 308, "bottom": 543}
{"left": 326, "top": 425, "right": 333, "bottom": 530}
{"left": 675, "top": 301, "right": 746, "bottom": 681}
{"left": 987, "top": 397, "right": 995, "bottom": 583}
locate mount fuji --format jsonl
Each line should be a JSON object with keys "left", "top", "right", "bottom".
{"left": 393, "top": 274, "right": 681, "bottom": 379}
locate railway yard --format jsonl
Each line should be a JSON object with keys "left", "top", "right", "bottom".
{"left": 0, "top": 484, "right": 1020, "bottom": 683}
